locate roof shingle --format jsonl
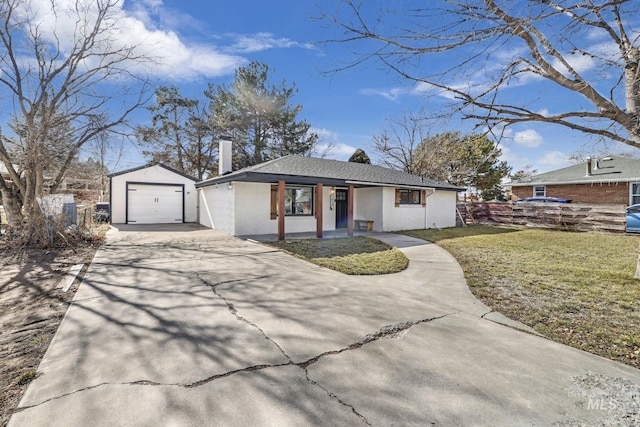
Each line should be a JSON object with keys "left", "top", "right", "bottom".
{"left": 511, "top": 156, "right": 640, "bottom": 186}
{"left": 197, "top": 155, "right": 463, "bottom": 191}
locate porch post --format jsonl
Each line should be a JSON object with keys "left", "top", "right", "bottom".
{"left": 316, "top": 183, "right": 323, "bottom": 238}
{"left": 278, "top": 180, "right": 285, "bottom": 240}
{"left": 347, "top": 184, "right": 354, "bottom": 237}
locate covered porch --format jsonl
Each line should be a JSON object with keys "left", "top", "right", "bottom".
{"left": 239, "top": 227, "right": 373, "bottom": 242}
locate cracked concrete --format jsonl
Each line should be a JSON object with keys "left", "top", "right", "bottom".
{"left": 9, "top": 224, "right": 640, "bottom": 426}
{"left": 197, "top": 273, "right": 294, "bottom": 364}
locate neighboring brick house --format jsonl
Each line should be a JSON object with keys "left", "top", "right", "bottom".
{"left": 510, "top": 156, "right": 640, "bottom": 206}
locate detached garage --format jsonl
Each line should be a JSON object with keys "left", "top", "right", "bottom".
{"left": 110, "top": 163, "right": 197, "bottom": 224}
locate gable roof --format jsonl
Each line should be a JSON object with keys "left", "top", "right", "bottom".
{"left": 196, "top": 155, "right": 463, "bottom": 191}
{"left": 108, "top": 162, "right": 197, "bottom": 181}
{"left": 511, "top": 156, "right": 640, "bottom": 186}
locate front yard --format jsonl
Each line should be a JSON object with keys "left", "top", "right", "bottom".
{"left": 403, "top": 226, "right": 640, "bottom": 369}
{"left": 0, "top": 229, "right": 106, "bottom": 426}
{"left": 266, "top": 236, "right": 409, "bottom": 275}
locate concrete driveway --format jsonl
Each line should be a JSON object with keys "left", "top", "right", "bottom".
{"left": 9, "top": 224, "right": 640, "bottom": 426}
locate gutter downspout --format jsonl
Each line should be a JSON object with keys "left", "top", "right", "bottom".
{"left": 199, "top": 187, "right": 214, "bottom": 229}
{"left": 423, "top": 189, "right": 436, "bottom": 229}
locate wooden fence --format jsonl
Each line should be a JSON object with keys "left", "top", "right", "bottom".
{"left": 457, "top": 202, "right": 627, "bottom": 233}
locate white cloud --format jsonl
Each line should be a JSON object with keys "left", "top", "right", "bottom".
{"left": 140, "top": 0, "right": 164, "bottom": 7}
{"left": 225, "top": 33, "right": 315, "bottom": 54}
{"left": 552, "top": 52, "right": 595, "bottom": 75}
{"left": 499, "top": 145, "right": 521, "bottom": 163}
{"left": 312, "top": 127, "right": 339, "bottom": 143}
{"left": 361, "top": 82, "right": 456, "bottom": 102}
{"left": 586, "top": 27, "right": 608, "bottom": 41}
{"left": 331, "top": 143, "right": 359, "bottom": 157}
{"left": 537, "top": 151, "right": 572, "bottom": 171}
{"left": 513, "top": 129, "right": 544, "bottom": 148}
{"left": 309, "top": 127, "right": 358, "bottom": 160}
{"left": 16, "top": 0, "right": 312, "bottom": 82}
{"left": 16, "top": 0, "right": 246, "bottom": 80}
{"left": 360, "top": 87, "right": 410, "bottom": 102}
{"left": 313, "top": 142, "right": 358, "bottom": 160}
{"left": 498, "top": 146, "right": 530, "bottom": 173}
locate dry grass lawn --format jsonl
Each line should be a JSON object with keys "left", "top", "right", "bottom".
{"left": 266, "top": 236, "right": 409, "bottom": 275}
{"left": 403, "top": 226, "right": 640, "bottom": 369}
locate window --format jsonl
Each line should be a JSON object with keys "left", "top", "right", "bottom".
{"left": 270, "top": 185, "right": 315, "bottom": 218}
{"left": 533, "top": 186, "right": 546, "bottom": 197}
{"left": 632, "top": 183, "right": 640, "bottom": 205}
{"left": 396, "top": 189, "right": 421, "bottom": 205}
{"left": 285, "top": 186, "right": 313, "bottom": 215}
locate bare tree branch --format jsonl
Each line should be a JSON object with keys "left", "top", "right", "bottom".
{"left": 0, "top": 0, "right": 154, "bottom": 231}
{"left": 322, "top": 0, "right": 640, "bottom": 148}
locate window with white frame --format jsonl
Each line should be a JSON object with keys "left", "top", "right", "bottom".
{"left": 632, "top": 183, "right": 640, "bottom": 205}
{"left": 533, "top": 186, "right": 546, "bottom": 197}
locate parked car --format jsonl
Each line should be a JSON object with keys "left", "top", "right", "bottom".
{"left": 515, "top": 197, "right": 572, "bottom": 203}
{"left": 94, "top": 202, "right": 110, "bottom": 223}
{"left": 626, "top": 204, "right": 640, "bottom": 233}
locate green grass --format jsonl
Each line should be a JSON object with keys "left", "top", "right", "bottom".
{"left": 403, "top": 226, "right": 640, "bottom": 368}
{"left": 17, "top": 370, "right": 37, "bottom": 385}
{"left": 266, "top": 236, "right": 409, "bottom": 275}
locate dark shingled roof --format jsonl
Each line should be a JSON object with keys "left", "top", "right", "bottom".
{"left": 109, "top": 162, "right": 197, "bottom": 181}
{"left": 511, "top": 156, "right": 640, "bottom": 186}
{"left": 196, "top": 155, "right": 463, "bottom": 191}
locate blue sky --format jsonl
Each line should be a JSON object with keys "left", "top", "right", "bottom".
{"left": 46, "top": 0, "right": 640, "bottom": 173}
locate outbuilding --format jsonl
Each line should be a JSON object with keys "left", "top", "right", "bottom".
{"left": 109, "top": 163, "right": 197, "bottom": 224}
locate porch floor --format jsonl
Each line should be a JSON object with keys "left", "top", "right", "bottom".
{"left": 240, "top": 229, "right": 372, "bottom": 242}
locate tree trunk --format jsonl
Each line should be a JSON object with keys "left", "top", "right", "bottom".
{"left": 23, "top": 169, "right": 37, "bottom": 221}
{"left": 0, "top": 184, "right": 23, "bottom": 227}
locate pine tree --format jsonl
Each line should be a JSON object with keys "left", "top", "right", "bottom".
{"left": 348, "top": 148, "right": 371, "bottom": 164}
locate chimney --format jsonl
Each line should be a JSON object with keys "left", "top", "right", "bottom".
{"left": 585, "top": 157, "right": 592, "bottom": 177}
{"left": 219, "top": 139, "right": 232, "bottom": 176}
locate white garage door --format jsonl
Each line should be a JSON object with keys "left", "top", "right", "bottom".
{"left": 127, "top": 183, "right": 183, "bottom": 224}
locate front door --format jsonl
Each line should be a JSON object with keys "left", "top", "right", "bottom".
{"left": 335, "top": 189, "right": 348, "bottom": 229}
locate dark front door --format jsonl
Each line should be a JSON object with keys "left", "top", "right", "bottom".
{"left": 335, "top": 189, "right": 348, "bottom": 229}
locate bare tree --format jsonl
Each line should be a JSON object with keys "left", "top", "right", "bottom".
{"left": 323, "top": 0, "right": 640, "bottom": 148}
{"left": 86, "top": 129, "right": 124, "bottom": 201}
{"left": 372, "top": 112, "right": 510, "bottom": 197}
{"left": 0, "top": 0, "right": 151, "bottom": 234}
{"left": 325, "top": 0, "right": 640, "bottom": 278}
{"left": 371, "top": 111, "right": 432, "bottom": 174}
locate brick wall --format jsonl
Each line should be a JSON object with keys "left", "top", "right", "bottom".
{"left": 512, "top": 182, "right": 630, "bottom": 205}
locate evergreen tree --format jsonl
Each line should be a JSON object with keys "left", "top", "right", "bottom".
{"left": 206, "top": 62, "right": 317, "bottom": 168}
{"left": 348, "top": 148, "right": 371, "bottom": 164}
{"left": 137, "top": 86, "right": 217, "bottom": 180}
